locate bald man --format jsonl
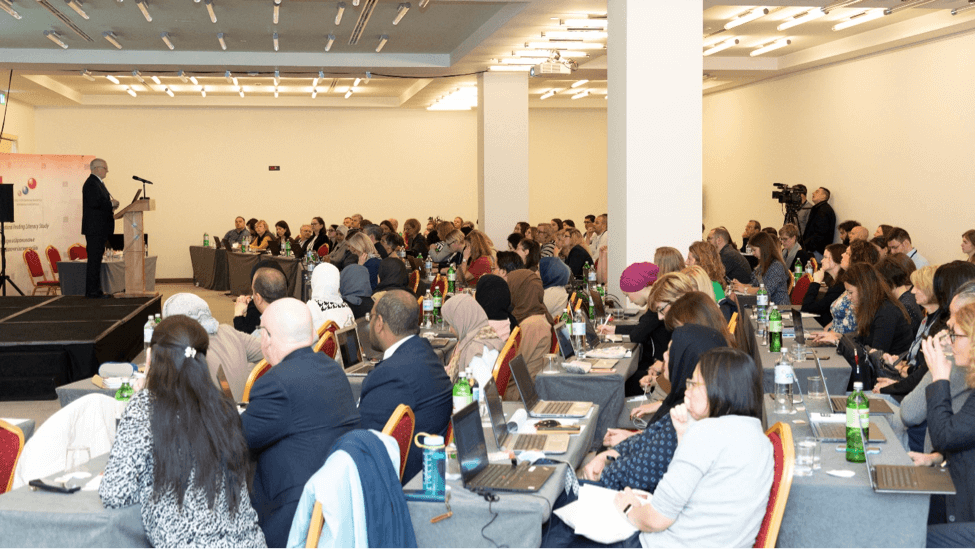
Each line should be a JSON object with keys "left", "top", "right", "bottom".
{"left": 241, "top": 298, "right": 360, "bottom": 547}
{"left": 849, "top": 226, "right": 870, "bottom": 242}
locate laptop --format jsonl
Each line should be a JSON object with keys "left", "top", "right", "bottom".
{"left": 786, "top": 309, "right": 806, "bottom": 344}
{"left": 509, "top": 355, "right": 592, "bottom": 418}
{"left": 339, "top": 325, "right": 377, "bottom": 376}
{"left": 811, "top": 421, "right": 887, "bottom": 443}
{"left": 814, "top": 354, "right": 894, "bottom": 415}
{"left": 557, "top": 315, "right": 604, "bottom": 359}
{"left": 484, "top": 379, "right": 570, "bottom": 454}
{"left": 452, "top": 401, "right": 556, "bottom": 493}
{"left": 861, "top": 423, "right": 956, "bottom": 495}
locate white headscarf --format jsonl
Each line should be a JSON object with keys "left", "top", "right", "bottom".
{"left": 311, "top": 262, "right": 343, "bottom": 304}
{"left": 162, "top": 293, "right": 220, "bottom": 335}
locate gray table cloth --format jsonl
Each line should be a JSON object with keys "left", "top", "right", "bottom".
{"left": 57, "top": 258, "right": 157, "bottom": 296}
{"left": 405, "top": 402, "right": 599, "bottom": 547}
{"left": 751, "top": 313, "right": 850, "bottom": 395}
{"left": 226, "top": 252, "right": 301, "bottom": 299}
{"left": 188, "top": 246, "right": 229, "bottom": 291}
{"left": 534, "top": 345, "right": 639, "bottom": 450}
{"left": 56, "top": 378, "right": 120, "bottom": 408}
{"left": 0, "top": 454, "right": 148, "bottom": 548}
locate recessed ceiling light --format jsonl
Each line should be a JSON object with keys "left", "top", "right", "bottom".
{"left": 724, "top": 7, "right": 769, "bottom": 30}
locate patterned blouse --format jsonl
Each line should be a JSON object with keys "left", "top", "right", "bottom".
{"left": 99, "top": 391, "right": 266, "bottom": 548}
{"left": 750, "top": 261, "right": 790, "bottom": 306}
{"left": 599, "top": 417, "right": 678, "bottom": 492}
{"left": 830, "top": 291, "right": 858, "bottom": 334}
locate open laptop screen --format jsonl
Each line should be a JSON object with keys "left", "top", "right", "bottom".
{"left": 509, "top": 355, "right": 541, "bottom": 410}
{"left": 335, "top": 325, "right": 363, "bottom": 368}
{"left": 452, "top": 402, "right": 488, "bottom": 483}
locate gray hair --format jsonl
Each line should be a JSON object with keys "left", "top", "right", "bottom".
{"left": 955, "top": 280, "right": 975, "bottom": 306}
{"left": 162, "top": 293, "right": 220, "bottom": 335}
{"left": 375, "top": 290, "right": 419, "bottom": 337}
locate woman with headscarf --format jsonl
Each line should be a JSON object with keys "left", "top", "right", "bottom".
{"left": 506, "top": 269, "right": 554, "bottom": 400}
{"left": 163, "top": 293, "right": 263, "bottom": 402}
{"left": 340, "top": 264, "right": 374, "bottom": 320}
{"left": 306, "top": 263, "right": 355, "bottom": 333}
{"left": 373, "top": 257, "right": 413, "bottom": 296}
{"left": 538, "top": 257, "right": 572, "bottom": 319}
{"left": 582, "top": 325, "right": 730, "bottom": 488}
{"left": 475, "top": 274, "right": 516, "bottom": 341}
{"left": 441, "top": 294, "right": 505, "bottom": 382}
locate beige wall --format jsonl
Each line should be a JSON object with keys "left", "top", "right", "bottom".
{"left": 1, "top": 98, "right": 36, "bottom": 154}
{"left": 33, "top": 106, "right": 607, "bottom": 278}
{"left": 704, "top": 31, "right": 975, "bottom": 266}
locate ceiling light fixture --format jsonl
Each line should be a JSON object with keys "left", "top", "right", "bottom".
{"left": 418, "top": 0, "right": 429, "bottom": 7}
{"left": 570, "top": 79, "right": 588, "bottom": 88}
{"left": 724, "top": 7, "right": 769, "bottom": 30}
{"left": 217, "top": 32, "right": 227, "bottom": 50}
{"left": 125, "top": 86, "right": 137, "bottom": 97}
{"left": 564, "top": 18, "right": 607, "bottom": 28}
{"left": 311, "top": 88, "right": 318, "bottom": 98}
{"left": 500, "top": 58, "right": 548, "bottom": 65}
{"left": 190, "top": 76, "right": 198, "bottom": 85}
{"left": 151, "top": 75, "right": 161, "bottom": 84}
{"left": 750, "top": 38, "right": 791, "bottom": 56}
{"left": 345, "top": 89, "right": 353, "bottom": 99}
{"left": 165, "top": 87, "right": 174, "bottom": 97}
{"left": 823, "top": 0, "right": 866, "bottom": 12}
{"left": 488, "top": 65, "right": 533, "bottom": 71}
{"left": 274, "top": 70, "right": 280, "bottom": 86}
{"left": 832, "top": 9, "right": 884, "bottom": 31}
{"left": 0, "top": 0, "right": 22, "bottom": 19}
{"left": 312, "top": 70, "right": 324, "bottom": 87}
{"left": 352, "top": 0, "right": 358, "bottom": 6}
{"left": 539, "top": 89, "right": 556, "bottom": 100}
{"left": 526, "top": 41, "right": 604, "bottom": 50}
{"left": 225, "top": 70, "right": 233, "bottom": 83}
{"left": 884, "top": 0, "right": 938, "bottom": 15}
{"left": 103, "top": 31, "right": 122, "bottom": 49}
{"left": 136, "top": 0, "right": 152, "bottom": 22}
{"left": 325, "top": 33, "right": 335, "bottom": 51}
{"left": 205, "top": 0, "right": 216, "bottom": 23}
{"left": 273, "top": 32, "right": 279, "bottom": 51}
{"left": 178, "top": 70, "right": 189, "bottom": 82}
{"left": 335, "top": 2, "right": 345, "bottom": 25}
{"left": 81, "top": 69, "right": 95, "bottom": 81}
{"left": 66, "top": 0, "right": 89, "bottom": 20}
{"left": 777, "top": 8, "right": 825, "bottom": 31}
{"left": 571, "top": 89, "right": 590, "bottom": 100}
{"left": 376, "top": 34, "right": 388, "bottom": 52}
{"left": 201, "top": 87, "right": 206, "bottom": 97}
{"left": 353, "top": 77, "right": 362, "bottom": 86}
{"left": 542, "top": 31, "right": 607, "bottom": 40}
{"left": 239, "top": 90, "right": 244, "bottom": 98}
{"left": 106, "top": 75, "right": 120, "bottom": 84}
{"left": 393, "top": 3, "right": 410, "bottom": 25}
{"left": 703, "top": 37, "right": 738, "bottom": 56}
{"left": 132, "top": 70, "right": 147, "bottom": 85}
{"left": 232, "top": 76, "right": 239, "bottom": 87}
{"left": 274, "top": 88, "right": 279, "bottom": 98}
{"left": 45, "top": 30, "right": 69, "bottom": 49}
{"left": 273, "top": 0, "right": 280, "bottom": 24}
{"left": 161, "top": 32, "right": 174, "bottom": 50}
{"left": 953, "top": 0, "right": 975, "bottom": 14}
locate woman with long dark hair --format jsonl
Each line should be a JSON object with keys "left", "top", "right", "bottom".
{"left": 402, "top": 218, "right": 428, "bottom": 258}
{"left": 731, "top": 231, "right": 791, "bottom": 305}
{"left": 99, "top": 315, "right": 265, "bottom": 547}
{"left": 803, "top": 243, "right": 847, "bottom": 326}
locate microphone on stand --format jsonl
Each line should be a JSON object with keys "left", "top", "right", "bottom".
{"left": 132, "top": 176, "right": 153, "bottom": 199}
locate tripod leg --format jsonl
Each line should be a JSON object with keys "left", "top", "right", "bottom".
{"left": 1, "top": 276, "right": 25, "bottom": 296}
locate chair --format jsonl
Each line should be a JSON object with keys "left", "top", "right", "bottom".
{"left": 492, "top": 327, "right": 521, "bottom": 397}
{"left": 45, "top": 245, "right": 62, "bottom": 283}
{"left": 68, "top": 243, "right": 87, "bottom": 260}
{"left": 0, "top": 420, "right": 25, "bottom": 495}
{"left": 316, "top": 319, "right": 339, "bottom": 338}
{"left": 241, "top": 359, "right": 272, "bottom": 403}
{"left": 790, "top": 274, "right": 813, "bottom": 306}
{"left": 317, "top": 243, "right": 329, "bottom": 257}
{"left": 445, "top": 422, "right": 453, "bottom": 446}
{"left": 549, "top": 326, "right": 559, "bottom": 354}
{"left": 430, "top": 274, "right": 446, "bottom": 296}
{"left": 22, "top": 249, "right": 60, "bottom": 296}
{"left": 727, "top": 311, "right": 739, "bottom": 335}
{"left": 382, "top": 404, "right": 416, "bottom": 480}
{"left": 313, "top": 330, "right": 339, "bottom": 360}
{"left": 417, "top": 294, "right": 424, "bottom": 324}
{"left": 754, "top": 422, "right": 795, "bottom": 548}
{"left": 408, "top": 270, "right": 420, "bottom": 293}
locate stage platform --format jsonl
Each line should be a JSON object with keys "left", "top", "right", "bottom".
{"left": 0, "top": 295, "right": 161, "bottom": 401}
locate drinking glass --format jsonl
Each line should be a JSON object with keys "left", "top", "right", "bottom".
{"left": 807, "top": 376, "right": 826, "bottom": 400}
{"left": 795, "top": 437, "right": 818, "bottom": 476}
{"left": 793, "top": 343, "right": 807, "bottom": 362}
{"left": 64, "top": 445, "right": 91, "bottom": 488}
{"left": 544, "top": 353, "right": 560, "bottom": 374}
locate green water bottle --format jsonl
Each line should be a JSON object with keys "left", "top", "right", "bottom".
{"left": 447, "top": 264, "right": 456, "bottom": 294}
{"left": 846, "top": 382, "right": 869, "bottom": 463}
{"left": 452, "top": 371, "right": 472, "bottom": 414}
{"left": 768, "top": 306, "right": 782, "bottom": 352}
{"left": 203, "top": 233, "right": 209, "bottom": 247}
{"left": 433, "top": 287, "right": 443, "bottom": 322}
{"left": 794, "top": 258, "right": 803, "bottom": 282}
{"left": 115, "top": 380, "right": 133, "bottom": 401}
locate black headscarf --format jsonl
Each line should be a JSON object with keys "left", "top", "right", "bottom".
{"left": 648, "top": 324, "right": 729, "bottom": 425}
{"left": 373, "top": 257, "right": 412, "bottom": 295}
{"left": 475, "top": 274, "right": 517, "bottom": 332}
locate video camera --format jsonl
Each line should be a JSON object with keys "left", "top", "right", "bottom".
{"left": 771, "top": 183, "right": 805, "bottom": 209}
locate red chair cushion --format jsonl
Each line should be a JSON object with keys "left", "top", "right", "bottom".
{"left": 46, "top": 248, "right": 62, "bottom": 275}
{"left": 0, "top": 427, "right": 22, "bottom": 495}
{"left": 24, "top": 250, "right": 45, "bottom": 278}
{"left": 390, "top": 416, "right": 414, "bottom": 476}
{"left": 790, "top": 276, "right": 812, "bottom": 305}
{"left": 754, "top": 431, "right": 784, "bottom": 548}
{"left": 69, "top": 246, "right": 87, "bottom": 260}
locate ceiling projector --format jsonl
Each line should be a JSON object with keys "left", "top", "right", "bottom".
{"left": 530, "top": 60, "right": 574, "bottom": 77}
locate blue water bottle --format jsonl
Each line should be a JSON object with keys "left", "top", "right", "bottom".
{"left": 415, "top": 433, "right": 445, "bottom": 497}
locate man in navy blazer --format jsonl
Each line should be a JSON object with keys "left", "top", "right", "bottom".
{"left": 359, "top": 290, "right": 453, "bottom": 483}
{"left": 81, "top": 158, "right": 118, "bottom": 298}
{"left": 242, "top": 298, "right": 360, "bottom": 548}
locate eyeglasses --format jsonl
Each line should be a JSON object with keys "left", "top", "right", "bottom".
{"left": 258, "top": 325, "right": 271, "bottom": 338}
{"left": 686, "top": 378, "right": 704, "bottom": 390}
{"left": 655, "top": 303, "right": 670, "bottom": 315}
{"left": 949, "top": 332, "right": 969, "bottom": 344}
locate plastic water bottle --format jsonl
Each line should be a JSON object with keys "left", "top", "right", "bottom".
{"left": 154, "top": 314, "right": 162, "bottom": 325}
{"left": 452, "top": 371, "right": 472, "bottom": 414}
{"left": 422, "top": 289, "right": 434, "bottom": 328}
{"left": 467, "top": 367, "right": 480, "bottom": 407}
{"left": 597, "top": 284, "right": 605, "bottom": 297}
{"left": 240, "top": 236, "right": 248, "bottom": 253}
{"left": 572, "top": 304, "right": 587, "bottom": 357}
{"left": 793, "top": 258, "right": 803, "bottom": 282}
{"left": 203, "top": 233, "right": 209, "bottom": 247}
{"left": 756, "top": 283, "right": 769, "bottom": 320}
{"left": 774, "top": 351, "right": 795, "bottom": 414}
{"left": 424, "top": 255, "right": 433, "bottom": 280}
{"left": 115, "top": 380, "right": 133, "bottom": 402}
{"left": 447, "top": 265, "right": 456, "bottom": 295}
{"left": 284, "top": 239, "right": 291, "bottom": 257}
{"left": 768, "top": 306, "right": 782, "bottom": 352}
{"left": 587, "top": 263, "right": 597, "bottom": 286}
{"left": 846, "top": 382, "right": 869, "bottom": 463}
{"left": 805, "top": 259, "right": 814, "bottom": 278}
{"left": 143, "top": 315, "right": 154, "bottom": 352}
{"left": 420, "top": 434, "right": 446, "bottom": 497}
{"left": 433, "top": 287, "right": 443, "bottom": 324}
{"left": 588, "top": 292, "right": 596, "bottom": 321}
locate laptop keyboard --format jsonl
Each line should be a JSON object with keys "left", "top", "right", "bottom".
{"left": 513, "top": 434, "right": 545, "bottom": 452}
{"left": 880, "top": 466, "right": 919, "bottom": 488}
{"left": 474, "top": 464, "right": 529, "bottom": 489}
{"left": 539, "top": 401, "right": 573, "bottom": 415}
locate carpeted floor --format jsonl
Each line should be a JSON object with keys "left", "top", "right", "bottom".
{"left": 0, "top": 283, "right": 240, "bottom": 429}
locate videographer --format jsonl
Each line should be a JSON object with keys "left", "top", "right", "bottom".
{"left": 772, "top": 182, "right": 809, "bottom": 237}
{"left": 794, "top": 185, "right": 813, "bottom": 235}
{"left": 801, "top": 187, "right": 836, "bottom": 259}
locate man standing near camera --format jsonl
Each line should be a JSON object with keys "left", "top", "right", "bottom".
{"left": 793, "top": 184, "right": 813, "bottom": 235}
{"left": 801, "top": 187, "right": 836, "bottom": 258}
{"left": 81, "top": 158, "right": 119, "bottom": 299}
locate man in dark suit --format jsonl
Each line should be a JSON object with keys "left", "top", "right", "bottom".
{"left": 81, "top": 158, "right": 118, "bottom": 298}
{"left": 359, "top": 290, "right": 452, "bottom": 483}
{"left": 802, "top": 187, "right": 837, "bottom": 258}
{"left": 241, "top": 298, "right": 360, "bottom": 548}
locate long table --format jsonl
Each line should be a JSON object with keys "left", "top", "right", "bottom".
{"left": 188, "top": 246, "right": 229, "bottom": 291}
{"left": 750, "top": 312, "right": 851, "bottom": 396}
{"left": 405, "top": 402, "right": 598, "bottom": 548}
{"left": 57, "top": 258, "right": 157, "bottom": 296}
{"left": 189, "top": 246, "right": 303, "bottom": 299}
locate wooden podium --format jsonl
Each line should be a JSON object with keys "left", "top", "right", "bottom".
{"left": 114, "top": 198, "right": 156, "bottom": 297}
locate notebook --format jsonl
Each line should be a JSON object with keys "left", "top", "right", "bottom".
{"left": 484, "top": 379, "right": 570, "bottom": 454}
{"left": 813, "top": 354, "right": 894, "bottom": 415}
{"left": 452, "top": 401, "right": 556, "bottom": 493}
{"left": 510, "top": 355, "right": 592, "bottom": 418}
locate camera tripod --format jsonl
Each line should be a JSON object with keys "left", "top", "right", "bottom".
{"left": 1, "top": 220, "right": 25, "bottom": 296}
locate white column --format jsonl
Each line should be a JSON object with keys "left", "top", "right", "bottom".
{"left": 477, "top": 71, "right": 529, "bottom": 248}
{"left": 606, "top": 0, "right": 702, "bottom": 300}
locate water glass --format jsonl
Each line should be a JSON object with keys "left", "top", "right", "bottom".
{"left": 793, "top": 343, "right": 807, "bottom": 362}
{"left": 64, "top": 445, "right": 91, "bottom": 488}
{"left": 795, "top": 437, "right": 819, "bottom": 476}
{"left": 807, "top": 376, "right": 826, "bottom": 399}
{"left": 544, "top": 353, "right": 560, "bottom": 374}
